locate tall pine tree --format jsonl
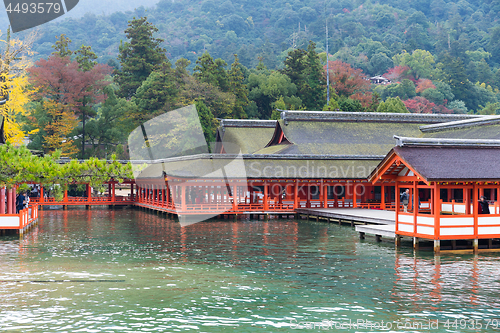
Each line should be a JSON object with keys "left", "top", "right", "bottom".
{"left": 228, "top": 54, "right": 249, "bottom": 119}
{"left": 115, "top": 17, "right": 166, "bottom": 99}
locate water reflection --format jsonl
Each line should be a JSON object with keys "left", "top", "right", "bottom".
{"left": 393, "top": 252, "right": 500, "bottom": 313}
{"left": 1, "top": 209, "right": 500, "bottom": 332}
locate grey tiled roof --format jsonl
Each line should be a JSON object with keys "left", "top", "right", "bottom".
{"left": 420, "top": 115, "right": 500, "bottom": 132}
{"left": 279, "top": 110, "right": 482, "bottom": 124}
{"left": 393, "top": 145, "right": 500, "bottom": 181}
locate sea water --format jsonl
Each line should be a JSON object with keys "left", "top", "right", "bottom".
{"left": 1, "top": 208, "right": 499, "bottom": 332}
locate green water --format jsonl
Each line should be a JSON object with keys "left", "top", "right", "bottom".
{"left": 1, "top": 209, "right": 500, "bottom": 332}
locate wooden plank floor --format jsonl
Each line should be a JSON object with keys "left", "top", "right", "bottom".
{"left": 296, "top": 208, "right": 395, "bottom": 225}
{"left": 296, "top": 208, "right": 397, "bottom": 239}
{"left": 356, "top": 224, "right": 395, "bottom": 238}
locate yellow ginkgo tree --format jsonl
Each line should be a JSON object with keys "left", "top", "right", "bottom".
{"left": 0, "top": 27, "right": 37, "bottom": 145}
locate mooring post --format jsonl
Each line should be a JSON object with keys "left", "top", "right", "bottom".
{"left": 434, "top": 239, "right": 440, "bottom": 254}
{"left": 359, "top": 232, "right": 365, "bottom": 240}
{"left": 395, "top": 236, "right": 401, "bottom": 248}
{"left": 413, "top": 237, "right": 419, "bottom": 250}
{"left": 473, "top": 239, "right": 479, "bottom": 253}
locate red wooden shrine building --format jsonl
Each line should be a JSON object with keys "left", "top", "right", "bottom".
{"left": 3, "top": 111, "right": 500, "bottom": 245}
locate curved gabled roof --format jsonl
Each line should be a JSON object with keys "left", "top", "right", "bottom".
{"left": 216, "top": 119, "right": 277, "bottom": 154}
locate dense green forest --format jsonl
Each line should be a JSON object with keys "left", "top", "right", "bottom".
{"left": 22, "top": 0, "right": 500, "bottom": 71}
{"left": 1, "top": 0, "right": 500, "bottom": 160}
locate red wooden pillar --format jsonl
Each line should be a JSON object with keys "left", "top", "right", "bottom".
{"left": 306, "top": 185, "right": 311, "bottom": 208}
{"left": 433, "top": 183, "right": 441, "bottom": 239}
{"left": 464, "top": 186, "right": 470, "bottom": 215}
{"left": 353, "top": 183, "right": 358, "bottom": 208}
{"left": 473, "top": 183, "right": 479, "bottom": 239}
{"left": 278, "top": 185, "right": 283, "bottom": 205}
{"left": 395, "top": 181, "right": 399, "bottom": 233}
{"left": 112, "top": 182, "right": 116, "bottom": 203}
{"left": 39, "top": 186, "right": 44, "bottom": 204}
{"left": 294, "top": 182, "right": 299, "bottom": 209}
{"left": 166, "top": 186, "right": 170, "bottom": 207}
{"left": 7, "top": 188, "right": 13, "bottom": 214}
{"left": 381, "top": 185, "right": 386, "bottom": 210}
{"left": 233, "top": 184, "right": 237, "bottom": 211}
{"left": 181, "top": 185, "right": 186, "bottom": 212}
{"left": 264, "top": 182, "right": 269, "bottom": 211}
{"left": 447, "top": 188, "right": 452, "bottom": 202}
{"left": 87, "top": 184, "right": 91, "bottom": 203}
{"left": 108, "top": 183, "right": 112, "bottom": 200}
{"left": 413, "top": 181, "right": 418, "bottom": 233}
{"left": 323, "top": 184, "right": 328, "bottom": 208}
{"left": 0, "top": 187, "right": 5, "bottom": 214}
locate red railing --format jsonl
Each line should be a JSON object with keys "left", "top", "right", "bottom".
{"left": 31, "top": 195, "right": 134, "bottom": 205}
{"left": 0, "top": 204, "right": 38, "bottom": 230}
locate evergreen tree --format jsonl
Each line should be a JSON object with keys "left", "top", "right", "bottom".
{"left": 303, "top": 41, "right": 326, "bottom": 110}
{"left": 76, "top": 45, "right": 98, "bottom": 71}
{"left": 133, "top": 61, "right": 179, "bottom": 121}
{"left": 52, "top": 34, "right": 73, "bottom": 57}
{"left": 195, "top": 100, "right": 217, "bottom": 146}
{"left": 86, "top": 85, "right": 137, "bottom": 157}
{"left": 228, "top": 54, "right": 249, "bottom": 119}
{"left": 75, "top": 44, "right": 101, "bottom": 158}
{"left": 115, "top": 17, "right": 167, "bottom": 99}
{"left": 193, "top": 52, "right": 229, "bottom": 92}
{"left": 437, "top": 53, "right": 474, "bottom": 110}
{"left": 376, "top": 97, "right": 408, "bottom": 113}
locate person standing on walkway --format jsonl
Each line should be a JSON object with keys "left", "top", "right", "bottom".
{"left": 401, "top": 189, "right": 410, "bottom": 213}
{"left": 16, "top": 192, "right": 25, "bottom": 214}
{"left": 479, "top": 196, "right": 490, "bottom": 214}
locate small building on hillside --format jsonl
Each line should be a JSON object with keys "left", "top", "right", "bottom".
{"left": 370, "top": 76, "right": 391, "bottom": 85}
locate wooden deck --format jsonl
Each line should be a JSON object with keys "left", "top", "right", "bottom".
{"left": 296, "top": 208, "right": 397, "bottom": 240}
{"left": 296, "top": 208, "right": 395, "bottom": 225}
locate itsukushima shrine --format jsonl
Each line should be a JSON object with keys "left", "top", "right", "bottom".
{"left": 2, "top": 111, "right": 500, "bottom": 253}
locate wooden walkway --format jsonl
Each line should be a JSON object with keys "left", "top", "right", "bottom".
{"left": 296, "top": 208, "right": 396, "bottom": 240}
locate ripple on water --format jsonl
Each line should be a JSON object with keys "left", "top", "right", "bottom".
{"left": 1, "top": 210, "right": 500, "bottom": 331}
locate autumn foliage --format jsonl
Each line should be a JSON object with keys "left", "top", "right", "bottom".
{"left": 383, "top": 65, "right": 411, "bottom": 82}
{"left": 28, "top": 55, "right": 111, "bottom": 114}
{"left": 325, "top": 60, "right": 371, "bottom": 97}
{"left": 27, "top": 55, "right": 111, "bottom": 155}
{"left": 403, "top": 96, "right": 453, "bottom": 114}
{"left": 415, "top": 79, "right": 436, "bottom": 93}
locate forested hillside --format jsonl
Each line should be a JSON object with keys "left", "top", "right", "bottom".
{"left": 24, "top": 0, "right": 500, "bottom": 71}
{"left": 1, "top": 0, "right": 500, "bottom": 159}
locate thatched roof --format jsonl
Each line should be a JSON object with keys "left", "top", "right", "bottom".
{"left": 216, "top": 119, "right": 276, "bottom": 154}
{"left": 134, "top": 154, "right": 380, "bottom": 180}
